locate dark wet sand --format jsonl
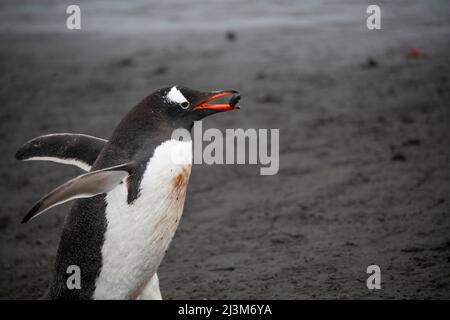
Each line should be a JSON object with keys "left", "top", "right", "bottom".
{"left": 1, "top": 1, "right": 450, "bottom": 299}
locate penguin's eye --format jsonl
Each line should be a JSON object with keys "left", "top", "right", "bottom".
{"left": 179, "top": 101, "right": 190, "bottom": 109}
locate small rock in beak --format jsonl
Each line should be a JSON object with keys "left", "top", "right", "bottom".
{"left": 229, "top": 94, "right": 241, "bottom": 108}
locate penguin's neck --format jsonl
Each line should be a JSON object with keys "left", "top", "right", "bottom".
{"left": 104, "top": 105, "right": 194, "bottom": 166}
{"left": 94, "top": 105, "right": 194, "bottom": 203}
{"left": 126, "top": 135, "right": 193, "bottom": 204}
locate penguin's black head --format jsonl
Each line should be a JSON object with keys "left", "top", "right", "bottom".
{"left": 151, "top": 86, "right": 240, "bottom": 127}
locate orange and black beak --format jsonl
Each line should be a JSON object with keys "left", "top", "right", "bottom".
{"left": 193, "top": 90, "right": 241, "bottom": 112}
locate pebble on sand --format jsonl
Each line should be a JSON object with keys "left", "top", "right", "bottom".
{"left": 117, "top": 57, "right": 134, "bottom": 67}
{"left": 225, "top": 30, "right": 237, "bottom": 42}
{"left": 392, "top": 153, "right": 407, "bottom": 162}
{"left": 362, "top": 57, "right": 379, "bottom": 69}
{"left": 154, "top": 65, "right": 168, "bottom": 75}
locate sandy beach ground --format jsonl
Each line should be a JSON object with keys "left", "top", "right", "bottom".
{"left": 0, "top": 0, "right": 449, "bottom": 299}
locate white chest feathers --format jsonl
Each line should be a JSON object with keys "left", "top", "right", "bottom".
{"left": 93, "top": 139, "right": 192, "bottom": 299}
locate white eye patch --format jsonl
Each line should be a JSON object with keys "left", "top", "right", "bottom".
{"left": 166, "top": 86, "right": 188, "bottom": 104}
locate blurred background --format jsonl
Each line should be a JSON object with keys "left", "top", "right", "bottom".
{"left": 0, "top": 0, "right": 449, "bottom": 299}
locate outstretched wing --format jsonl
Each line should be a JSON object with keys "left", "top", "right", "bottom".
{"left": 21, "top": 163, "right": 132, "bottom": 224}
{"left": 15, "top": 133, "right": 107, "bottom": 171}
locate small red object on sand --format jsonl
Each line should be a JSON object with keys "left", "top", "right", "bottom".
{"left": 406, "top": 48, "right": 424, "bottom": 59}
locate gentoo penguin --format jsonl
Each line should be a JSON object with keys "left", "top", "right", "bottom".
{"left": 15, "top": 86, "right": 240, "bottom": 300}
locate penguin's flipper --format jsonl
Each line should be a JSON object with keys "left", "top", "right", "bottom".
{"left": 21, "top": 163, "right": 131, "bottom": 224}
{"left": 15, "top": 133, "right": 107, "bottom": 171}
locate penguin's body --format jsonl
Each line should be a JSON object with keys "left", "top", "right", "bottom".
{"left": 93, "top": 139, "right": 192, "bottom": 299}
{"left": 16, "top": 86, "right": 240, "bottom": 299}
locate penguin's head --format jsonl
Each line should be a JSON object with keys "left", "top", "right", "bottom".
{"left": 150, "top": 86, "right": 240, "bottom": 127}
